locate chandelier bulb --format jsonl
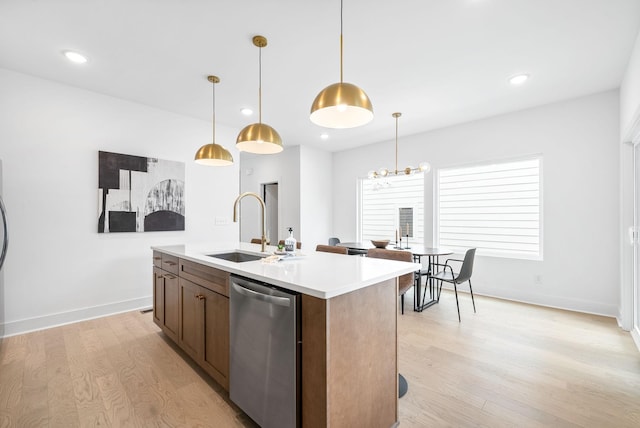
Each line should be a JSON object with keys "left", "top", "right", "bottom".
{"left": 419, "top": 162, "right": 431, "bottom": 173}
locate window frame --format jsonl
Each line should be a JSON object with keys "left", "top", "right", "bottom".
{"left": 434, "top": 154, "right": 543, "bottom": 261}
{"left": 358, "top": 173, "right": 426, "bottom": 245}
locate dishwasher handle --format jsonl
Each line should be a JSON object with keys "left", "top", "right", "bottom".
{"left": 232, "top": 282, "right": 292, "bottom": 307}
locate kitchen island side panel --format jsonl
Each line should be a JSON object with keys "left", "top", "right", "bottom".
{"left": 302, "top": 278, "right": 398, "bottom": 427}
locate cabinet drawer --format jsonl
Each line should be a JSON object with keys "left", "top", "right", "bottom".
{"left": 179, "top": 259, "right": 229, "bottom": 297}
{"left": 153, "top": 251, "right": 163, "bottom": 268}
{"left": 161, "top": 254, "right": 179, "bottom": 275}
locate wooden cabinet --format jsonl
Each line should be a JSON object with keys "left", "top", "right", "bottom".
{"left": 178, "top": 278, "right": 229, "bottom": 389}
{"left": 152, "top": 253, "right": 179, "bottom": 342}
{"left": 200, "top": 286, "right": 229, "bottom": 385}
{"left": 178, "top": 278, "right": 200, "bottom": 357}
{"left": 153, "top": 251, "right": 230, "bottom": 391}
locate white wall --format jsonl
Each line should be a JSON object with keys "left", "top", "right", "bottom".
{"left": 239, "top": 147, "right": 301, "bottom": 245}
{"left": 334, "top": 91, "right": 620, "bottom": 316}
{"left": 621, "top": 30, "right": 640, "bottom": 140}
{"left": 0, "top": 68, "right": 241, "bottom": 336}
{"left": 299, "top": 145, "right": 333, "bottom": 250}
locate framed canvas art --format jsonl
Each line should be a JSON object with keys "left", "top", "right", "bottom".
{"left": 98, "top": 151, "right": 185, "bottom": 233}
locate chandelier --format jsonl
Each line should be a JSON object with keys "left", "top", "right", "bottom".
{"left": 368, "top": 112, "right": 430, "bottom": 179}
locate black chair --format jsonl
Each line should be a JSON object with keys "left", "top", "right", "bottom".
{"left": 348, "top": 248, "right": 368, "bottom": 256}
{"left": 328, "top": 237, "right": 340, "bottom": 246}
{"left": 431, "top": 248, "right": 476, "bottom": 322}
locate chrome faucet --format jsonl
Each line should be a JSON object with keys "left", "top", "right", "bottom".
{"left": 233, "top": 192, "right": 267, "bottom": 252}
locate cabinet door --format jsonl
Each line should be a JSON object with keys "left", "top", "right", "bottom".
{"left": 179, "top": 278, "right": 202, "bottom": 360}
{"left": 152, "top": 267, "right": 164, "bottom": 328}
{"left": 162, "top": 272, "right": 179, "bottom": 342}
{"left": 201, "top": 287, "right": 230, "bottom": 389}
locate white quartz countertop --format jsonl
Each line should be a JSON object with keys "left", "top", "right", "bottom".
{"left": 151, "top": 242, "right": 421, "bottom": 299}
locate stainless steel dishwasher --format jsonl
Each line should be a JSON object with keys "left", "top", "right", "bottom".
{"left": 229, "top": 274, "right": 300, "bottom": 428}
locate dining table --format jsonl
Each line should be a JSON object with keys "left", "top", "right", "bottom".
{"left": 335, "top": 241, "right": 373, "bottom": 255}
{"left": 408, "top": 246, "right": 454, "bottom": 312}
{"left": 336, "top": 242, "right": 453, "bottom": 312}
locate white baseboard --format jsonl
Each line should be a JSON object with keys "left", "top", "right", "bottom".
{"left": 1, "top": 296, "right": 153, "bottom": 338}
{"left": 435, "top": 284, "right": 618, "bottom": 318}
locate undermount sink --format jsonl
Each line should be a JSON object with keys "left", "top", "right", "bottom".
{"left": 207, "top": 252, "right": 263, "bottom": 263}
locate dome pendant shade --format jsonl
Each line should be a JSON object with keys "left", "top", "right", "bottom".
{"left": 236, "top": 35, "right": 283, "bottom": 155}
{"left": 236, "top": 122, "right": 283, "bottom": 154}
{"left": 195, "top": 143, "right": 233, "bottom": 166}
{"left": 194, "top": 75, "right": 235, "bottom": 166}
{"left": 310, "top": 82, "right": 373, "bottom": 128}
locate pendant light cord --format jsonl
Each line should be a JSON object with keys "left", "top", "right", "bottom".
{"left": 211, "top": 79, "right": 216, "bottom": 144}
{"left": 259, "top": 44, "right": 263, "bottom": 124}
{"left": 339, "top": 0, "right": 343, "bottom": 83}
{"left": 395, "top": 114, "right": 399, "bottom": 174}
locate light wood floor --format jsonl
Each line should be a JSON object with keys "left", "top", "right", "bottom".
{"left": 0, "top": 291, "right": 639, "bottom": 427}
{"left": 398, "top": 290, "right": 640, "bottom": 427}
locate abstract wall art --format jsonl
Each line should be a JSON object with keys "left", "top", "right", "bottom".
{"left": 98, "top": 151, "right": 185, "bottom": 233}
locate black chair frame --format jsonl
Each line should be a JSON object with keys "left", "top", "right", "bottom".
{"left": 429, "top": 249, "right": 476, "bottom": 322}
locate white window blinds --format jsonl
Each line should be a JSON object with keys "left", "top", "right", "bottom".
{"left": 360, "top": 174, "right": 424, "bottom": 243}
{"left": 436, "top": 157, "right": 542, "bottom": 260}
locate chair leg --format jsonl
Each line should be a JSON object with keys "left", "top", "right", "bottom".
{"left": 401, "top": 294, "right": 405, "bottom": 314}
{"left": 468, "top": 279, "right": 476, "bottom": 313}
{"left": 453, "top": 282, "right": 461, "bottom": 322}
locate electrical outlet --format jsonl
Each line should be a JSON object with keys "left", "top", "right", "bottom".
{"left": 214, "top": 216, "right": 229, "bottom": 225}
{"left": 534, "top": 274, "right": 542, "bottom": 285}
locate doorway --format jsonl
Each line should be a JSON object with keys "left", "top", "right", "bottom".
{"left": 262, "top": 182, "right": 278, "bottom": 245}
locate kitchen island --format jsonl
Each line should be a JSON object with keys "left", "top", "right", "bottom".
{"left": 151, "top": 242, "right": 419, "bottom": 428}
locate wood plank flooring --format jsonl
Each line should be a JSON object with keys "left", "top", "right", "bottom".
{"left": 398, "top": 290, "right": 640, "bottom": 427}
{"left": 1, "top": 291, "right": 639, "bottom": 427}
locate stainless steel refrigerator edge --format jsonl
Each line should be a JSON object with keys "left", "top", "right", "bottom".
{"left": 0, "top": 160, "right": 8, "bottom": 344}
{"left": 229, "top": 274, "right": 300, "bottom": 428}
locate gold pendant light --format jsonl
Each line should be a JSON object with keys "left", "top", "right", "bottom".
{"left": 194, "top": 75, "right": 234, "bottom": 166}
{"left": 368, "top": 112, "right": 430, "bottom": 179}
{"left": 310, "top": 0, "right": 373, "bottom": 129}
{"left": 236, "top": 35, "right": 283, "bottom": 154}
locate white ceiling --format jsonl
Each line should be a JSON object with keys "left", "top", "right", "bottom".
{"left": 1, "top": 0, "right": 639, "bottom": 152}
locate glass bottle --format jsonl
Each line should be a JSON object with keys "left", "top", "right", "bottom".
{"left": 284, "top": 227, "right": 297, "bottom": 253}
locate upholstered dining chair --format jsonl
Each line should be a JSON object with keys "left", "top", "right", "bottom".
{"left": 316, "top": 244, "right": 348, "bottom": 255}
{"left": 278, "top": 240, "right": 302, "bottom": 249}
{"left": 367, "top": 248, "right": 414, "bottom": 314}
{"left": 431, "top": 248, "right": 477, "bottom": 322}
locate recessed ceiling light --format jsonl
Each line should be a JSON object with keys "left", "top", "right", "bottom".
{"left": 240, "top": 107, "right": 253, "bottom": 116}
{"left": 320, "top": 133, "right": 329, "bottom": 140}
{"left": 63, "top": 50, "right": 88, "bottom": 64}
{"left": 509, "top": 74, "right": 529, "bottom": 85}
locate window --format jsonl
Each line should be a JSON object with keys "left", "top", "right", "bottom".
{"left": 360, "top": 174, "right": 424, "bottom": 243}
{"left": 436, "top": 156, "right": 542, "bottom": 260}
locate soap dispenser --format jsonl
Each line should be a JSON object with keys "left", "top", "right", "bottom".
{"left": 284, "top": 227, "right": 297, "bottom": 253}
